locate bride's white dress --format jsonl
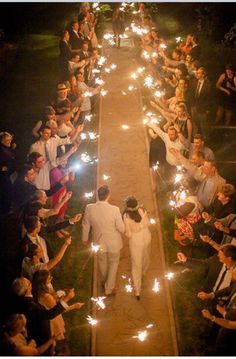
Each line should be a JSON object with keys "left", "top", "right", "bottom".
{"left": 124, "top": 208, "right": 151, "bottom": 296}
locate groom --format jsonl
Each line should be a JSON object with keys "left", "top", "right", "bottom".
{"left": 82, "top": 185, "right": 125, "bottom": 295}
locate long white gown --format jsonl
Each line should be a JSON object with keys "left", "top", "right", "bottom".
{"left": 124, "top": 208, "right": 151, "bottom": 296}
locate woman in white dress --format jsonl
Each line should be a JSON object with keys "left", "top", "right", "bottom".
{"left": 123, "top": 196, "right": 151, "bottom": 300}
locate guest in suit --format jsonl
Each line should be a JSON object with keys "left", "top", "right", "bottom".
{"left": 189, "top": 67, "right": 211, "bottom": 137}
{"left": 189, "top": 35, "right": 201, "bottom": 61}
{"left": 69, "top": 21, "right": 83, "bottom": 50}
{"left": 59, "top": 30, "right": 78, "bottom": 82}
{"left": 82, "top": 185, "right": 125, "bottom": 296}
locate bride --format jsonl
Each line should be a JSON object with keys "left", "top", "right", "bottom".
{"left": 123, "top": 196, "right": 152, "bottom": 300}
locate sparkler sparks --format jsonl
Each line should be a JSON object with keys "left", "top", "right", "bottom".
{"left": 121, "top": 91, "right": 127, "bottom": 96}
{"left": 85, "top": 114, "right": 93, "bottom": 122}
{"left": 160, "top": 43, "right": 167, "bottom": 49}
{"left": 86, "top": 315, "right": 98, "bottom": 326}
{"left": 80, "top": 132, "right": 87, "bottom": 140}
{"left": 128, "top": 85, "right": 135, "bottom": 91}
{"left": 121, "top": 124, "right": 130, "bottom": 130}
{"left": 165, "top": 272, "right": 174, "bottom": 280}
{"left": 104, "top": 67, "right": 111, "bottom": 74}
{"left": 176, "top": 36, "right": 182, "bottom": 43}
{"left": 146, "top": 324, "right": 154, "bottom": 329}
{"left": 169, "top": 200, "right": 177, "bottom": 208}
{"left": 149, "top": 218, "right": 156, "bottom": 225}
{"left": 144, "top": 75, "right": 154, "bottom": 88}
{"left": 81, "top": 152, "right": 91, "bottom": 163}
{"left": 84, "top": 192, "right": 94, "bottom": 199}
{"left": 95, "top": 78, "right": 105, "bottom": 86}
{"left": 152, "top": 161, "right": 159, "bottom": 171}
{"left": 125, "top": 278, "right": 133, "bottom": 293}
{"left": 174, "top": 173, "right": 183, "bottom": 184}
{"left": 97, "top": 56, "right": 107, "bottom": 66}
{"left": 84, "top": 91, "right": 93, "bottom": 98}
{"left": 103, "top": 174, "right": 111, "bottom": 181}
{"left": 133, "top": 330, "right": 148, "bottom": 342}
{"left": 91, "top": 242, "right": 100, "bottom": 253}
{"left": 91, "top": 296, "right": 106, "bottom": 310}
{"left": 100, "top": 89, "right": 108, "bottom": 97}
{"left": 131, "top": 73, "right": 138, "bottom": 80}
{"left": 152, "top": 278, "right": 160, "bottom": 293}
{"left": 154, "top": 90, "right": 163, "bottom": 98}
{"left": 137, "top": 67, "right": 145, "bottom": 74}
{"left": 92, "top": 68, "right": 100, "bottom": 74}
{"left": 103, "top": 33, "right": 114, "bottom": 40}
{"left": 110, "top": 63, "right": 117, "bottom": 70}
{"left": 88, "top": 132, "right": 99, "bottom": 140}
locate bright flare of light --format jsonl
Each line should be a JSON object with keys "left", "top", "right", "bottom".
{"left": 121, "top": 91, "right": 127, "bottom": 96}
{"left": 103, "top": 33, "right": 114, "bottom": 40}
{"left": 121, "top": 124, "right": 130, "bottom": 130}
{"left": 152, "top": 278, "right": 160, "bottom": 293}
{"left": 146, "top": 324, "right": 154, "bottom": 329}
{"left": 160, "top": 43, "right": 167, "bottom": 49}
{"left": 95, "top": 78, "right": 105, "bottom": 85}
{"left": 110, "top": 63, "right": 117, "bottom": 70}
{"left": 97, "top": 44, "right": 103, "bottom": 49}
{"left": 152, "top": 161, "right": 159, "bottom": 171}
{"left": 169, "top": 200, "right": 177, "bottom": 208}
{"left": 70, "top": 162, "right": 81, "bottom": 171}
{"left": 176, "top": 165, "right": 183, "bottom": 171}
{"left": 125, "top": 27, "right": 130, "bottom": 31}
{"left": 176, "top": 36, "right": 182, "bottom": 43}
{"left": 174, "top": 173, "right": 183, "bottom": 184}
{"left": 84, "top": 191, "right": 94, "bottom": 199}
{"left": 103, "top": 174, "right": 111, "bottom": 181}
{"left": 109, "top": 39, "right": 116, "bottom": 46}
{"left": 80, "top": 132, "right": 87, "bottom": 140}
{"left": 143, "top": 118, "right": 149, "bottom": 125}
{"left": 91, "top": 296, "right": 106, "bottom": 310}
{"left": 146, "top": 112, "right": 153, "bottom": 117}
{"left": 133, "top": 330, "right": 148, "bottom": 342}
{"left": 98, "top": 56, "right": 107, "bottom": 66}
{"left": 125, "top": 277, "right": 133, "bottom": 293}
{"left": 154, "top": 90, "right": 163, "bottom": 98}
{"left": 144, "top": 75, "right": 154, "bottom": 88}
{"left": 165, "top": 272, "right": 174, "bottom": 280}
{"left": 152, "top": 51, "right": 158, "bottom": 58}
{"left": 137, "top": 67, "right": 145, "bottom": 74}
{"left": 92, "top": 68, "right": 100, "bottom": 74}
{"left": 85, "top": 114, "right": 93, "bottom": 122}
{"left": 143, "top": 50, "right": 150, "bottom": 60}
{"left": 84, "top": 91, "right": 93, "bottom": 97}
{"left": 150, "top": 117, "right": 159, "bottom": 124}
{"left": 119, "top": 33, "right": 128, "bottom": 39}
{"left": 150, "top": 218, "right": 156, "bottom": 225}
{"left": 88, "top": 132, "right": 98, "bottom": 140}
{"left": 100, "top": 90, "right": 108, "bottom": 97}
{"left": 91, "top": 242, "right": 100, "bottom": 253}
{"left": 179, "top": 189, "right": 187, "bottom": 200}
{"left": 104, "top": 67, "right": 111, "bottom": 74}
{"left": 128, "top": 85, "right": 135, "bottom": 91}
{"left": 86, "top": 315, "right": 98, "bottom": 326}
{"left": 131, "top": 73, "right": 138, "bottom": 80}
{"left": 92, "top": 2, "right": 100, "bottom": 9}
{"left": 81, "top": 152, "right": 91, "bottom": 163}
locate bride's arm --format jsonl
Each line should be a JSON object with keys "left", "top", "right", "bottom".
{"left": 123, "top": 214, "right": 132, "bottom": 238}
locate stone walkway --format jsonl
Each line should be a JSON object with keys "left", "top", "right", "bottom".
{"left": 93, "top": 35, "right": 178, "bottom": 356}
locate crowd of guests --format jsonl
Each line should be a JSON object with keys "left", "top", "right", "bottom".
{"left": 128, "top": 3, "right": 236, "bottom": 355}
{"left": 0, "top": 2, "right": 103, "bottom": 355}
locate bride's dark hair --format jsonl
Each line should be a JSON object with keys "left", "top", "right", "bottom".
{"left": 123, "top": 196, "right": 142, "bottom": 223}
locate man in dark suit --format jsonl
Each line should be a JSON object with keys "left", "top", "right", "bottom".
{"left": 69, "top": 21, "right": 83, "bottom": 50}
{"left": 189, "top": 35, "right": 202, "bottom": 61}
{"left": 10, "top": 277, "right": 75, "bottom": 346}
{"left": 78, "top": 41, "right": 91, "bottom": 61}
{"left": 189, "top": 67, "right": 211, "bottom": 138}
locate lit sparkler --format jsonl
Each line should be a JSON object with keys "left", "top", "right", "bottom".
{"left": 110, "top": 63, "right": 117, "bottom": 70}
{"left": 97, "top": 56, "right": 107, "bottom": 66}
{"left": 144, "top": 75, "right": 154, "bottom": 88}
{"left": 152, "top": 278, "right": 160, "bottom": 293}
{"left": 121, "top": 124, "right": 130, "bottom": 130}
{"left": 143, "top": 118, "right": 149, "bottom": 125}
{"left": 86, "top": 315, "right": 98, "bottom": 326}
{"left": 100, "top": 89, "right": 108, "bottom": 97}
{"left": 121, "top": 91, "right": 127, "bottom": 96}
{"left": 154, "top": 90, "right": 163, "bottom": 98}
{"left": 128, "top": 85, "right": 135, "bottom": 91}
{"left": 92, "top": 68, "right": 100, "bottom": 74}
{"left": 131, "top": 73, "right": 138, "bottom": 80}
{"left": 133, "top": 330, "right": 148, "bottom": 342}
{"left": 88, "top": 132, "right": 98, "bottom": 140}
{"left": 125, "top": 277, "right": 133, "bottom": 293}
{"left": 81, "top": 152, "right": 91, "bottom": 163}
{"left": 91, "top": 296, "right": 106, "bottom": 310}
{"left": 165, "top": 272, "right": 174, "bottom": 280}
{"left": 84, "top": 91, "right": 93, "bottom": 98}
{"left": 176, "top": 36, "right": 182, "bottom": 43}
{"left": 85, "top": 114, "right": 93, "bottom": 122}
{"left": 152, "top": 51, "right": 158, "bottom": 58}
{"left": 103, "top": 174, "right": 111, "bottom": 181}
{"left": 80, "top": 132, "right": 87, "bottom": 141}
{"left": 160, "top": 43, "right": 167, "bottom": 49}
{"left": 84, "top": 192, "right": 94, "bottom": 199}
{"left": 95, "top": 78, "right": 105, "bottom": 86}
{"left": 174, "top": 173, "right": 183, "bottom": 184}
{"left": 142, "top": 50, "right": 150, "bottom": 60}
{"left": 146, "top": 324, "right": 154, "bottom": 329}
{"left": 137, "top": 67, "right": 145, "bottom": 74}
{"left": 152, "top": 161, "right": 159, "bottom": 171}
{"left": 104, "top": 67, "right": 111, "bottom": 74}
{"left": 149, "top": 218, "right": 156, "bottom": 224}
{"left": 103, "top": 33, "right": 114, "bottom": 40}
{"left": 91, "top": 242, "right": 100, "bottom": 253}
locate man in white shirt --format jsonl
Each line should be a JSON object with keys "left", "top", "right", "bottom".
{"left": 148, "top": 123, "right": 184, "bottom": 178}
{"left": 82, "top": 185, "right": 125, "bottom": 296}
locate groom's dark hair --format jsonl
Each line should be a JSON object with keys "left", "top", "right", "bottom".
{"left": 97, "top": 185, "right": 110, "bottom": 201}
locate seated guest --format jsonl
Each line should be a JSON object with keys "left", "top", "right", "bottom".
{"left": 2, "top": 313, "right": 55, "bottom": 355}
{"left": 0, "top": 131, "right": 17, "bottom": 214}
{"left": 11, "top": 277, "right": 76, "bottom": 347}
{"left": 21, "top": 237, "right": 71, "bottom": 280}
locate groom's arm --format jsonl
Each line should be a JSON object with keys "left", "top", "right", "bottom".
{"left": 82, "top": 206, "right": 91, "bottom": 244}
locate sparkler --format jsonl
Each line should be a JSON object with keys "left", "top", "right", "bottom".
{"left": 152, "top": 161, "right": 159, "bottom": 171}
{"left": 109, "top": 39, "right": 116, "bottom": 46}
{"left": 81, "top": 152, "right": 91, "bottom": 163}
{"left": 84, "top": 191, "right": 94, "bottom": 199}
{"left": 174, "top": 173, "right": 183, "bottom": 184}
{"left": 137, "top": 67, "right": 145, "bottom": 74}
{"left": 103, "top": 174, "right": 111, "bottom": 181}
{"left": 143, "top": 118, "right": 149, "bottom": 125}
{"left": 121, "top": 124, "right": 130, "bottom": 130}
{"left": 110, "top": 63, "right": 117, "bottom": 70}
{"left": 80, "top": 132, "right": 87, "bottom": 141}
{"left": 100, "top": 90, "right": 108, "bottom": 97}
{"left": 144, "top": 75, "right": 154, "bottom": 88}
{"left": 133, "top": 330, "right": 148, "bottom": 342}
{"left": 152, "top": 278, "right": 160, "bottom": 293}
{"left": 103, "top": 33, "right": 114, "bottom": 40}
{"left": 104, "top": 67, "right": 111, "bottom": 74}
{"left": 169, "top": 200, "right": 177, "bottom": 208}
{"left": 131, "top": 73, "right": 138, "bottom": 80}
{"left": 176, "top": 165, "right": 183, "bottom": 172}
{"left": 160, "top": 43, "right": 167, "bottom": 49}
{"left": 86, "top": 315, "right": 98, "bottom": 326}
{"left": 121, "top": 91, "right": 127, "bottom": 96}
{"left": 165, "top": 272, "right": 174, "bottom": 280}
{"left": 146, "top": 324, "right": 154, "bottom": 329}
{"left": 149, "top": 218, "right": 156, "bottom": 224}
{"left": 97, "top": 44, "right": 103, "bottom": 49}
{"left": 176, "top": 36, "right": 182, "bottom": 43}
{"left": 125, "top": 277, "right": 133, "bottom": 293}
{"left": 95, "top": 78, "right": 105, "bottom": 86}
{"left": 91, "top": 242, "right": 100, "bottom": 253}
{"left": 84, "top": 91, "right": 93, "bottom": 98}
{"left": 142, "top": 50, "right": 150, "bottom": 60}
{"left": 97, "top": 56, "right": 107, "bottom": 66}
{"left": 92, "top": 2, "right": 100, "bottom": 10}
{"left": 154, "top": 90, "right": 163, "bottom": 98}
{"left": 85, "top": 114, "right": 93, "bottom": 122}
{"left": 91, "top": 296, "right": 106, "bottom": 310}
{"left": 92, "top": 68, "right": 100, "bottom": 74}
{"left": 152, "top": 51, "right": 158, "bottom": 58}
{"left": 88, "top": 132, "right": 99, "bottom": 140}
{"left": 128, "top": 85, "right": 135, "bottom": 91}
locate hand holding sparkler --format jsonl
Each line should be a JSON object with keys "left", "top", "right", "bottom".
{"left": 64, "top": 288, "right": 75, "bottom": 302}
{"left": 202, "top": 211, "right": 212, "bottom": 223}
{"left": 69, "top": 213, "right": 82, "bottom": 225}
{"left": 202, "top": 309, "right": 215, "bottom": 322}
{"left": 176, "top": 252, "right": 187, "bottom": 263}
{"left": 197, "top": 291, "right": 214, "bottom": 300}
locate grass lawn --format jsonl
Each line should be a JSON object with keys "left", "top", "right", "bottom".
{"left": 0, "top": 3, "right": 100, "bottom": 355}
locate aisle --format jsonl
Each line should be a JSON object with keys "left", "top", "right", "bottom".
{"left": 94, "top": 36, "right": 178, "bottom": 356}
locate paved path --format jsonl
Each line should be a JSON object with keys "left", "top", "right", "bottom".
{"left": 94, "top": 35, "right": 178, "bottom": 356}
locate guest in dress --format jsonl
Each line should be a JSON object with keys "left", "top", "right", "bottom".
{"left": 123, "top": 196, "right": 151, "bottom": 300}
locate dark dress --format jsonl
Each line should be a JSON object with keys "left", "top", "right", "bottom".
{"left": 217, "top": 72, "right": 236, "bottom": 110}
{"left": 149, "top": 136, "right": 166, "bottom": 168}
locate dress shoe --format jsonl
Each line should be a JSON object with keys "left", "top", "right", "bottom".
{"left": 105, "top": 290, "right": 116, "bottom": 297}
{"left": 136, "top": 295, "right": 140, "bottom": 301}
